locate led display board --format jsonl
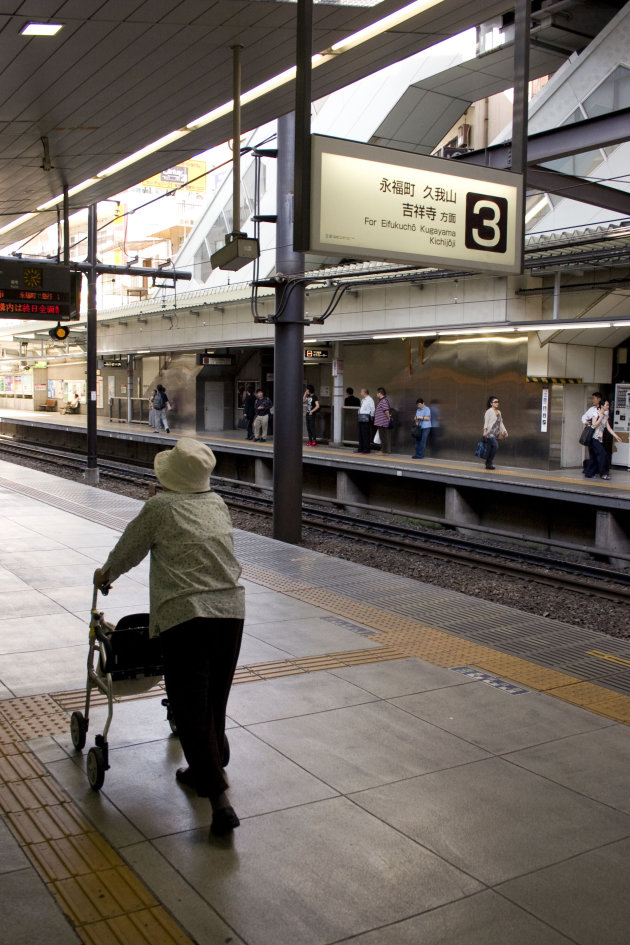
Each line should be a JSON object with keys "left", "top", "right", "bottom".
{"left": 310, "top": 135, "right": 523, "bottom": 275}
{"left": 0, "top": 260, "right": 81, "bottom": 319}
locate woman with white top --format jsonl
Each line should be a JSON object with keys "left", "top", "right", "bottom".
{"left": 482, "top": 395, "right": 508, "bottom": 470}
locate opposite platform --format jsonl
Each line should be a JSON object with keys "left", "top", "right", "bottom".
{"left": 1, "top": 461, "right": 630, "bottom": 945}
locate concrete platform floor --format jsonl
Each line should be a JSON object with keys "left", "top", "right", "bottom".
{"left": 1, "top": 460, "right": 630, "bottom": 945}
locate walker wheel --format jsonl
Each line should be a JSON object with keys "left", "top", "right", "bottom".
{"left": 87, "top": 746, "right": 106, "bottom": 791}
{"left": 70, "top": 711, "right": 87, "bottom": 751}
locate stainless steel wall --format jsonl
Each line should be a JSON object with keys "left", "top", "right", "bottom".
{"left": 343, "top": 338, "right": 551, "bottom": 468}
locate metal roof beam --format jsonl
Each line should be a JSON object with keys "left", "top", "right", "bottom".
{"left": 527, "top": 166, "right": 630, "bottom": 215}
{"left": 461, "top": 107, "right": 630, "bottom": 169}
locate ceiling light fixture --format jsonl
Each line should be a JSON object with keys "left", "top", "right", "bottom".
{"left": 21, "top": 23, "right": 63, "bottom": 36}
{"left": 5, "top": 0, "right": 449, "bottom": 232}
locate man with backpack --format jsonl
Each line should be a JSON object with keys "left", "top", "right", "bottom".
{"left": 151, "top": 384, "right": 170, "bottom": 433}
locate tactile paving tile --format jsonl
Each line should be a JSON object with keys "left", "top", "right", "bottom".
{"left": 7, "top": 803, "right": 95, "bottom": 845}
{"left": 25, "top": 832, "right": 124, "bottom": 882}
{"left": 51, "top": 865, "right": 158, "bottom": 925}
{"left": 79, "top": 906, "right": 194, "bottom": 945}
{"left": 0, "top": 694, "right": 72, "bottom": 740}
{"left": 0, "top": 775, "right": 67, "bottom": 813}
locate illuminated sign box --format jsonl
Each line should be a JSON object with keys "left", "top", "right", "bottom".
{"left": 0, "top": 260, "right": 81, "bottom": 320}
{"left": 310, "top": 135, "right": 523, "bottom": 275}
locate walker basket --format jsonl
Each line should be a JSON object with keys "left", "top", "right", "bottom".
{"left": 98, "top": 613, "right": 164, "bottom": 695}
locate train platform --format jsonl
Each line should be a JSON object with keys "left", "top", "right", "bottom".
{"left": 2, "top": 405, "right": 630, "bottom": 498}
{"left": 1, "top": 459, "right": 630, "bottom": 945}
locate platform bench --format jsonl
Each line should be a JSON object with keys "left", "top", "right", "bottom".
{"left": 38, "top": 399, "right": 57, "bottom": 411}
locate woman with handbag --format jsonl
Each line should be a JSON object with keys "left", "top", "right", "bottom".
{"left": 482, "top": 396, "right": 508, "bottom": 470}
{"left": 584, "top": 400, "right": 621, "bottom": 479}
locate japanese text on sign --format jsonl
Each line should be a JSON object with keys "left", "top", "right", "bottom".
{"left": 310, "top": 135, "right": 523, "bottom": 274}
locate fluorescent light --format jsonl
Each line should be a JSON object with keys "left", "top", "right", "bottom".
{"left": 0, "top": 212, "right": 36, "bottom": 235}
{"left": 21, "top": 23, "right": 63, "bottom": 36}
{"left": 3, "top": 0, "right": 449, "bottom": 232}
{"left": 327, "top": 0, "right": 445, "bottom": 55}
{"left": 97, "top": 129, "right": 189, "bottom": 178}
{"left": 186, "top": 102, "right": 234, "bottom": 131}
{"left": 440, "top": 336, "right": 523, "bottom": 344}
{"left": 374, "top": 331, "right": 437, "bottom": 339}
{"left": 438, "top": 326, "right": 516, "bottom": 336}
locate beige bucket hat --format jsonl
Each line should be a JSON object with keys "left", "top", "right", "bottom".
{"left": 154, "top": 438, "right": 216, "bottom": 493}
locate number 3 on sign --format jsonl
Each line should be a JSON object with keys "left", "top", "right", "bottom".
{"left": 465, "top": 192, "right": 508, "bottom": 254}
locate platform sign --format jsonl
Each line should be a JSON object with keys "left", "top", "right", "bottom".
{"left": 304, "top": 348, "right": 329, "bottom": 361}
{"left": 541, "top": 388, "right": 549, "bottom": 432}
{"left": 310, "top": 135, "right": 523, "bottom": 274}
{"left": 0, "top": 260, "right": 80, "bottom": 320}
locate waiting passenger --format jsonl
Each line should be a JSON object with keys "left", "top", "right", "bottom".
{"left": 148, "top": 388, "right": 157, "bottom": 429}
{"left": 93, "top": 438, "right": 244, "bottom": 837}
{"left": 61, "top": 390, "right": 80, "bottom": 414}
{"left": 580, "top": 391, "right": 602, "bottom": 475}
{"left": 355, "top": 388, "right": 375, "bottom": 454}
{"left": 411, "top": 398, "right": 432, "bottom": 459}
{"left": 344, "top": 387, "right": 360, "bottom": 407}
{"left": 253, "top": 389, "right": 272, "bottom": 441}
{"left": 303, "top": 384, "right": 320, "bottom": 446}
{"left": 242, "top": 385, "right": 256, "bottom": 440}
{"left": 373, "top": 387, "right": 392, "bottom": 454}
{"left": 584, "top": 399, "right": 621, "bottom": 479}
{"left": 482, "top": 395, "right": 508, "bottom": 470}
{"left": 151, "top": 384, "right": 170, "bottom": 433}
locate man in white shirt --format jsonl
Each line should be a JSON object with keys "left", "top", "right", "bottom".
{"left": 581, "top": 392, "right": 602, "bottom": 475}
{"left": 356, "top": 387, "right": 375, "bottom": 454}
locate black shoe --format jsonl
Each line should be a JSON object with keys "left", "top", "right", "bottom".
{"left": 176, "top": 767, "right": 209, "bottom": 797}
{"left": 211, "top": 806, "right": 240, "bottom": 836}
{"left": 485, "top": 465, "right": 496, "bottom": 470}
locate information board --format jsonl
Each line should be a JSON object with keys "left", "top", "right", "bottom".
{"left": 0, "top": 260, "right": 80, "bottom": 319}
{"left": 310, "top": 135, "right": 523, "bottom": 274}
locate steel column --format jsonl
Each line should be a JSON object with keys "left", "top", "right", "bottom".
{"left": 85, "top": 204, "right": 99, "bottom": 485}
{"left": 272, "top": 112, "right": 305, "bottom": 544}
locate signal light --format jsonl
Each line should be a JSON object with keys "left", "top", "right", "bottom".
{"left": 49, "top": 323, "right": 70, "bottom": 341}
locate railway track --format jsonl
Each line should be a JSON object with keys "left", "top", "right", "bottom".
{"left": 2, "top": 436, "right": 629, "bottom": 608}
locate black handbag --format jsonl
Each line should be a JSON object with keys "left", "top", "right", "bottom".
{"left": 411, "top": 424, "right": 422, "bottom": 438}
{"left": 475, "top": 438, "right": 489, "bottom": 459}
{"left": 579, "top": 425, "right": 593, "bottom": 446}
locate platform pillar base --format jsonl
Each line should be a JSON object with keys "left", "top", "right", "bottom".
{"left": 445, "top": 486, "right": 480, "bottom": 530}
{"left": 83, "top": 467, "right": 100, "bottom": 486}
{"left": 595, "top": 510, "right": 630, "bottom": 567}
{"left": 255, "top": 458, "right": 273, "bottom": 487}
{"left": 336, "top": 470, "right": 367, "bottom": 507}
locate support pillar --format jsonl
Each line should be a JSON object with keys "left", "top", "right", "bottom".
{"left": 85, "top": 204, "right": 99, "bottom": 486}
{"left": 272, "top": 112, "right": 305, "bottom": 544}
{"left": 331, "top": 341, "right": 344, "bottom": 447}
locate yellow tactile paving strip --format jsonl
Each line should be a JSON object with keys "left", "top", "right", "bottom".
{"left": 0, "top": 732, "right": 195, "bottom": 945}
{"left": 2, "top": 558, "right": 630, "bottom": 945}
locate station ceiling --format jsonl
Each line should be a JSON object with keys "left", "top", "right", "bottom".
{"left": 0, "top": 0, "right": 515, "bottom": 248}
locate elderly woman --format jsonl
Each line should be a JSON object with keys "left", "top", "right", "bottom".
{"left": 93, "top": 438, "right": 244, "bottom": 837}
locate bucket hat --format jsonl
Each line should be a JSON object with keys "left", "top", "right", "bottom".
{"left": 154, "top": 438, "right": 216, "bottom": 493}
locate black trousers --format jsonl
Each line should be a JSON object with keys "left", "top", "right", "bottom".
{"left": 161, "top": 616, "right": 243, "bottom": 798}
{"left": 358, "top": 419, "right": 371, "bottom": 452}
